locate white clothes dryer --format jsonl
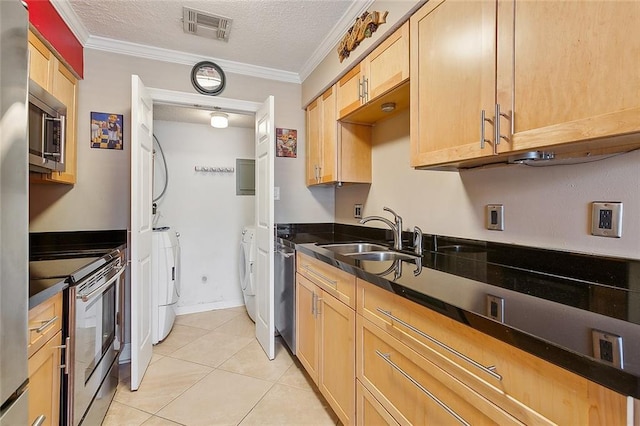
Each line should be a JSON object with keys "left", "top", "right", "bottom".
{"left": 151, "top": 228, "right": 181, "bottom": 344}
{"left": 239, "top": 226, "right": 256, "bottom": 322}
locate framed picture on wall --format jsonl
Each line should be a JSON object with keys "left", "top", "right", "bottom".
{"left": 91, "top": 112, "right": 124, "bottom": 150}
{"left": 276, "top": 128, "right": 297, "bottom": 158}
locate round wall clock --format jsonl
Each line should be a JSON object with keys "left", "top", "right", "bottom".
{"left": 191, "top": 61, "right": 226, "bottom": 96}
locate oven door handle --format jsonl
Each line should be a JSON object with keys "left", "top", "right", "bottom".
{"left": 77, "top": 266, "right": 125, "bottom": 302}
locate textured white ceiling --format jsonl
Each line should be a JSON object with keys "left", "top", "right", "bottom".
{"left": 63, "top": 0, "right": 365, "bottom": 127}
{"left": 67, "top": 0, "right": 356, "bottom": 73}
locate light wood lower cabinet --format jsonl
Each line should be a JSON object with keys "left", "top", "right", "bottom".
{"left": 357, "top": 278, "right": 629, "bottom": 425}
{"left": 296, "top": 253, "right": 356, "bottom": 425}
{"left": 28, "top": 293, "right": 64, "bottom": 426}
{"left": 356, "top": 380, "right": 399, "bottom": 426}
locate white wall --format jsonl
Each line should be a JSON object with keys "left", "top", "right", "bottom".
{"left": 153, "top": 120, "right": 254, "bottom": 311}
{"left": 29, "top": 48, "right": 333, "bottom": 232}
{"left": 336, "top": 110, "right": 640, "bottom": 259}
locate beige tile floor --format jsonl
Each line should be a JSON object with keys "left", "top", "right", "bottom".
{"left": 104, "top": 306, "right": 339, "bottom": 426}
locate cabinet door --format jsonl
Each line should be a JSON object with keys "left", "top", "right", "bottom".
{"left": 318, "top": 290, "right": 355, "bottom": 425}
{"left": 306, "top": 99, "right": 322, "bottom": 185}
{"left": 337, "top": 65, "right": 364, "bottom": 119}
{"left": 319, "top": 87, "right": 337, "bottom": 183}
{"left": 28, "top": 331, "right": 62, "bottom": 426}
{"left": 410, "top": 0, "right": 497, "bottom": 167}
{"left": 295, "top": 274, "right": 319, "bottom": 383}
{"left": 497, "top": 1, "right": 640, "bottom": 154}
{"left": 28, "top": 31, "right": 53, "bottom": 90}
{"left": 365, "top": 22, "right": 409, "bottom": 101}
{"left": 47, "top": 62, "right": 78, "bottom": 184}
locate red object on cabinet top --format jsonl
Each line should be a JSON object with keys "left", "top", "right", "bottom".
{"left": 26, "top": 0, "right": 83, "bottom": 79}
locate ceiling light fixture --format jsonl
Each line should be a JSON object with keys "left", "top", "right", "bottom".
{"left": 210, "top": 112, "right": 228, "bottom": 128}
{"left": 381, "top": 102, "right": 396, "bottom": 113}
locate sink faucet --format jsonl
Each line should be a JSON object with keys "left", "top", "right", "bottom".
{"left": 359, "top": 206, "right": 403, "bottom": 250}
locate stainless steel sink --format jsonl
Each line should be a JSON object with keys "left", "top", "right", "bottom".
{"left": 347, "top": 251, "right": 418, "bottom": 261}
{"left": 319, "top": 242, "right": 419, "bottom": 262}
{"left": 319, "top": 242, "right": 390, "bottom": 255}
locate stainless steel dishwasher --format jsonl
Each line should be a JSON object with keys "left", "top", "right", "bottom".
{"left": 275, "top": 239, "right": 296, "bottom": 354}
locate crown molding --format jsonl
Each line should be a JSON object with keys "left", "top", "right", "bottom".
{"left": 298, "top": 0, "right": 375, "bottom": 82}
{"left": 49, "top": 0, "right": 90, "bottom": 44}
{"left": 85, "top": 36, "right": 301, "bottom": 84}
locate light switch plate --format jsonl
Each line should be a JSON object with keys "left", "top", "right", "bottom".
{"left": 591, "top": 202, "right": 622, "bottom": 237}
{"left": 486, "top": 204, "right": 504, "bottom": 231}
{"left": 354, "top": 204, "right": 363, "bottom": 219}
{"left": 273, "top": 187, "right": 280, "bottom": 200}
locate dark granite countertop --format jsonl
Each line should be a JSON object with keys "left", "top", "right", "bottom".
{"left": 278, "top": 223, "right": 640, "bottom": 398}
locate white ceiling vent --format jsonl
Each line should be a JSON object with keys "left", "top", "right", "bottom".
{"left": 183, "top": 7, "right": 232, "bottom": 42}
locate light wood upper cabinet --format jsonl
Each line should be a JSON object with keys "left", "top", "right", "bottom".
{"left": 306, "top": 86, "right": 371, "bottom": 186}
{"left": 338, "top": 22, "right": 410, "bottom": 124}
{"left": 410, "top": 0, "right": 497, "bottom": 168}
{"left": 411, "top": 0, "right": 640, "bottom": 168}
{"left": 497, "top": 0, "right": 640, "bottom": 156}
{"left": 28, "top": 31, "right": 79, "bottom": 185}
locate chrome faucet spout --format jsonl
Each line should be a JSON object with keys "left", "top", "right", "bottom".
{"left": 359, "top": 208, "right": 404, "bottom": 251}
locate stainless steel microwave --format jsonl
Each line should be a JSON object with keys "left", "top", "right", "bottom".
{"left": 28, "top": 79, "right": 66, "bottom": 173}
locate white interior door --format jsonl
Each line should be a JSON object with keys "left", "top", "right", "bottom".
{"left": 255, "top": 96, "right": 275, "bottom": 359}
{"left": 130, "top": 75, "right": 154, "bottom": 390}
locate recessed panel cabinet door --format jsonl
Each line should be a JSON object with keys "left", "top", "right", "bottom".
{"left": 498, "top": 1, "right": 640, "bottom": 154}
{"left": 305, "top": 99, "right": 321, "bottom": 185}
{"left": 410, "top": 0, "right": 497, "bottom": 167}
{"left": 295, "top": 274, "right": 319, "bottom": 383}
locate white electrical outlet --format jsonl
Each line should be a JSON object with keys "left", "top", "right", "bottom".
{"left": 591, "top": 202, "right": 622, "bottom": 237}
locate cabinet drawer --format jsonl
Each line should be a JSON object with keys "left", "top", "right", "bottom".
{"left": 28, "top": 292, "right": 63, "bottom": 358}
{"left": 356, "top": 380, "right": 399, "bottom": 426}
{"left": 357, "top": 316, "right": 521, "bottom": 425}
{"left": 297, "top": 252, "right": 355, "bottom": 308}
{"left": 357, "top": 279, "right": 627, "bottom": 425}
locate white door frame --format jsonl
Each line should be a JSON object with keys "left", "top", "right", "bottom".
{"left": 147, "top": 88, "right": 262, "bottom": 115}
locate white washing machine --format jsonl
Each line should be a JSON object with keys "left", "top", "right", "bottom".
{"left": 239, "top": 226, "right": 256, "bottom": 322}
{"left": 152, "top": 228, "right": 181, "bottom": 344}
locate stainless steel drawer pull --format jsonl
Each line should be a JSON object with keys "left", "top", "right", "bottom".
{"left": 302, "top": 264, "right": 338, "bottom": 288}
{"left": 29, "top": 316, "right": 58, "bottom": 333}
{"left": 376, "top": 350, "right": 471, "bottom": 426}
{"left": 32, "top": 415, "right": 46, "bottom": 426}
{"left": 376, "top": 308, "right": 502, "bottom": 381}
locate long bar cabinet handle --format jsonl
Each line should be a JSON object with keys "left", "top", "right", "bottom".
{"left": 375, "top": 350, "right": 471, "bottom": 426}
{"left": 302, "top": 264, "right": 338, "bottom": 288}
{"left": 376, "top": 308, "right": 502, "bottom": 381}
{"left": 494, "top": 103, "right": 511, "bottom": 146}
{"left": 32, "top": 415, "right": 46, "bottom": 426}
{"left": 480, "top": 110, "right": 493, "bottom": 151}
{"left": 29, "top": 316, "right": 58, "bottom": 334}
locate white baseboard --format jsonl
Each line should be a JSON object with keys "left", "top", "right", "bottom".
{"left": 119, "top": 343, "right": 131, "bottom": 364}
{"left": 175, "top": 299, "right": 245, "bottom": 316}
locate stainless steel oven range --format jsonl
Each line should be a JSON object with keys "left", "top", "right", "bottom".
{"left": 29, "top": 248, "right": 126, "bottom": 425}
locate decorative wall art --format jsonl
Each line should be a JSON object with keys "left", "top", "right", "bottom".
{"left": 276, "top": 128, "right": 297, "bottom": 158}
{"left": 337, "top": 11, "right": 388, "bottom": 62}
{"left": 91, "top": 112, "right": 123, "bottom": 150}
